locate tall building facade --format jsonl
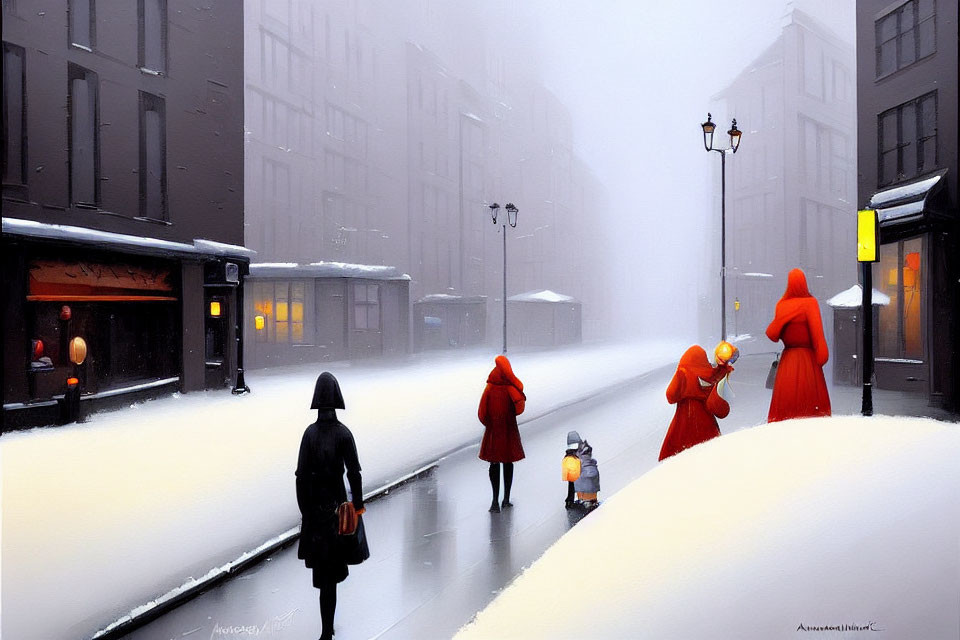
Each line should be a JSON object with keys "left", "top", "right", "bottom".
{"left": 243, "top": 0, "right": 611, "bottom": 359}
{"left": 856, "top": 0, "right": 958, "bottom": 408}
{"left": 709, "top": 9, "right": 857, "bottom": 352}
{"left": 2, "top": 0, "right": 248, "bottom": 429}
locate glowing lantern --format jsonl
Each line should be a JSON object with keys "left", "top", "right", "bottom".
{"left": 905, "top": 252, "right": 920, "bottom": 272}
{"left": 254, "top": 314, "right": 265, "bottom": 331}
{"left": 715, "top": 341, "right": 739, "bottom": 365}
{"left": 59, "top": 305, "right": 72, "bottom": 321}
{"left": 69, "top": 337, "right": 88, "bottom": 365}
{"left": 734, "top": 298, "right": 741, "bottom": 312}
{"left": 562, "top": 454, "right": 581, "bottom": 482}
{"left": 209, "top": 301, "right": 222, "bottom": 317}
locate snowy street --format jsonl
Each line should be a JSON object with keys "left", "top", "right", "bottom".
{"left": 1, "top": 341, "right": 685, "bottom": 640}
{"left": 115, "top": 351, "right": 935, "bottom": 640}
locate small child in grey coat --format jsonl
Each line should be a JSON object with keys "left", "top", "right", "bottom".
{"left": 564, "top": 430, "right": 601, "bottom": 509}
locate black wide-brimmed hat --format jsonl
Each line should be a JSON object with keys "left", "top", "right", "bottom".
{"left": 311, "top": 372, "right": 345, "bottom": 409}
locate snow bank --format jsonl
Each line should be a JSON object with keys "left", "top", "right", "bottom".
{"left": 455, "top": 415, "right": 960, "bottom": 640}
{"left": 0, "top": 340, "right": 682, "bottom": 640}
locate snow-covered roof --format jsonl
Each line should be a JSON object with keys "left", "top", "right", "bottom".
{"left": 507, "top": 289, "right": 578, "bottom": 304}
{"left": 249, "top": 261, "right": 411, "bottom": 281}
{"left": 827, "top": 284, "right": 891, "bottom": 308}
{"left": 2, "top": 217, "right": 254, "bottom": 259}
{"left": 416, "top": 293, "right": 487, "bottom": 304}
{"left": 742, "top": 272, "right": 774, "bottom": 278}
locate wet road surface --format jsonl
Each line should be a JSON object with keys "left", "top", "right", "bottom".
{"left": 123, "top": 355, "right": 781, "bottom": 640}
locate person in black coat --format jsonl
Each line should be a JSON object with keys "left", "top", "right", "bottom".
{"left": 296, "top": 372, "right": 364, "bottom": 640}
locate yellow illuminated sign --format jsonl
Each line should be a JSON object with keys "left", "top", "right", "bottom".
{"left": 857, "top": 209, "right": 879, "bottom": 263}
{"left": 209, "top": 301, "right": 222, "bottom": 317}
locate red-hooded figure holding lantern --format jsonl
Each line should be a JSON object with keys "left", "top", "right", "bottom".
{"left": 658, "top": 344, "right": 734, "bottom": 461}
{"left": 765, "top": 268, "right": 831, "bottom": 422}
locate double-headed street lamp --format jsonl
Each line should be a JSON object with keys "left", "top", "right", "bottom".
{"left": 488, "top": 202, "right": 518, "bottom": 354}
{"left": 701, "top": 113, "right": 742, "bottom": 341}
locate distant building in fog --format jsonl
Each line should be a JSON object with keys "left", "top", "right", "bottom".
{"left": 708, "top": 9, "right": 857, "bottom": 351}
{"left": 855, "top": 0, "right": 957, "bottom": 409}
{"left": 243, "top": 0, "right": 610, "bottom": 361}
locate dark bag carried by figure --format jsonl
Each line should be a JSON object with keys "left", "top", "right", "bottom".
{"left": 765, "top": 353, "right": 781, "bottom": 390}
{"left": 338, "top": 508, "right": 370, "bottom": 565}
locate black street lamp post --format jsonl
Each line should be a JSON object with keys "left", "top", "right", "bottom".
{"left": 701, "top": 113, "right": 742, "bottom": 341}
{"left": 488, "top": 202, "right": 518, "bottom": 354}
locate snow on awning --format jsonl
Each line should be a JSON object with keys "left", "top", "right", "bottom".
{"left": 508, "top": 289, "right": 578, "bottom": 304}
{"left": 249, "top": 261, "right": 411, "bottom": 281}
{"left": 827, "top": 284, "right": 891, "bottom": 308}
{"left": 416, "top": 293, "right": 487, "bottom": 304}
{"left": 741, "top": 272, "right": 774, "bottom": 278}
{"left": 868, "top": 169, "right": 947, "bottom": 227}
{"left": 2, "top": 217, "right": 255, "bottom": 260}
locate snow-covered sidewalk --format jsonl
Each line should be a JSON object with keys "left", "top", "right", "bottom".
{"left": 0, "top": 340, "right": 683, "bottom": 640}
{"left": 455, "top": 415, "right": 960, "bottom": 640}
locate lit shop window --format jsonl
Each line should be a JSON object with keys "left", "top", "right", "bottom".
{"left": 874, "top": 237, "right": 923, "bottom": 360}
{"left": 253, "top": 280, "right": 309, "bottom": 344}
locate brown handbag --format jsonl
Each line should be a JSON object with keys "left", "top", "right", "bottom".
{"left": 337, "top": 502, "right": 358, "bottom": 535}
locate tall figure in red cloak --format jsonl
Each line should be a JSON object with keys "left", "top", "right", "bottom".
{"left": 659, "top": 346, "right": 731, "bottom": 461}
{"left": 478, "top": 355, "right": 526, "bottom": 512}
{"left": 765, "top": 268, "right": 831, "bottom": 422}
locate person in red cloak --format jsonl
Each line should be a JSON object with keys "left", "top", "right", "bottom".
{"left": 765, "top": 268, "right": 831, "bottom": 422}
{"left": 659, "top": 345, "right": 731, "bottom": 461}
{"left": 478, "top": 355, "right": 526, "bottom": 512}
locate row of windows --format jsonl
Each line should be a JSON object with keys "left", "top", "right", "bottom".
{"left": 878, "top": 91, "right": 937, "bottom": 187}
{"left": 252, "top": 280, "right": 381, "bottom": 345}
{"left": 69, "top": 0, "right": 167, "bottom": 73}
{"left": 1, "top": 44, "right": 167, "bottom": 219}
{"left": 875, "top": 0, "right": 935, "bottom": 78}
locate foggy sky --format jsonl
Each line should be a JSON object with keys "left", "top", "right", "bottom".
{"left": 501, "top": 0, "right": 857, "bottom": 340}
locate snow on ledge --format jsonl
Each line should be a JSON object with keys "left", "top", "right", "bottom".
{"left": 249, "top": 261, "right": 411, "bottom": 280}
{"left": 2, "top": 217, "right": 254, "bottom": 259}
{"left": 742, "top": 272, "right": 774, "bottom": 278}
{"left": 508, "top": 289, "right": 578, "bottom": 304}
{"left": 869, "top": 170, "right": 945, "bottom": 208}
{"left": 827, "top": 284, "right": 891, "bottom": 308}
{"left": 456, "top": 416, "right": 960, "bottom": 640}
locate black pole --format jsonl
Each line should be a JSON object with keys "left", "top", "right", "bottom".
{"left": 720, "top": 149, "right": 727, "bottom": 341}
{"left": 232, "top": 271, "right": 250, "bottom": 395}
{"left": 502, "top": 223, "right": 507, "bottom": 354}
{"left": 861, "top": 261, "right": 873, "bottom": 415}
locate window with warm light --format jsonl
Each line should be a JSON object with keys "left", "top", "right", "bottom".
{"left": 253, "top": 280, "right": 311, "bottom": 344}
{"left": 873, "top": 237, "right": 923, "bottom": 360}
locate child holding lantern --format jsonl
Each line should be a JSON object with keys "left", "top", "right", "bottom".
{"left": 562, "top": 430, "right": 600, "bottom": 510}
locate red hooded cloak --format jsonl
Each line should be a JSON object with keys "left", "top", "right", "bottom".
{"left": 658, "top": 345, "right": 730, "bottom": 461}
{"left": 478, "top": 355, "right": 526, "bottom": 463}
{"left": 765, "top": 268, "right": 831, "bottom": 422}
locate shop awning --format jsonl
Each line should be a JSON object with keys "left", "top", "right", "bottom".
{"left": 868, "top": 169, "right": 948, "bottom": 233}
{"left": 27, "top": 259, "right": 176, "bottom": 301}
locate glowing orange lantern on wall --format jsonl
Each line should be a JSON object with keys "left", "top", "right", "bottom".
{"left": 209, "top": 301, "right": 222, "bottom": 317}
{"left": 69, "top": 337, "right": 88, "bottom": 365}
{"left": 562, "top": 454, "right": 581, "bottom": 482}
{"left": 254, "top": 314, "right": 265, "bottom": 331}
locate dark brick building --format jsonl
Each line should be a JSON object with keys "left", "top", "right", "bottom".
{"left": 856, "top": 0, "right": 958, "bottom": 408}
{"left": 2, "top": 0, "right": 248, "bottom": 429}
